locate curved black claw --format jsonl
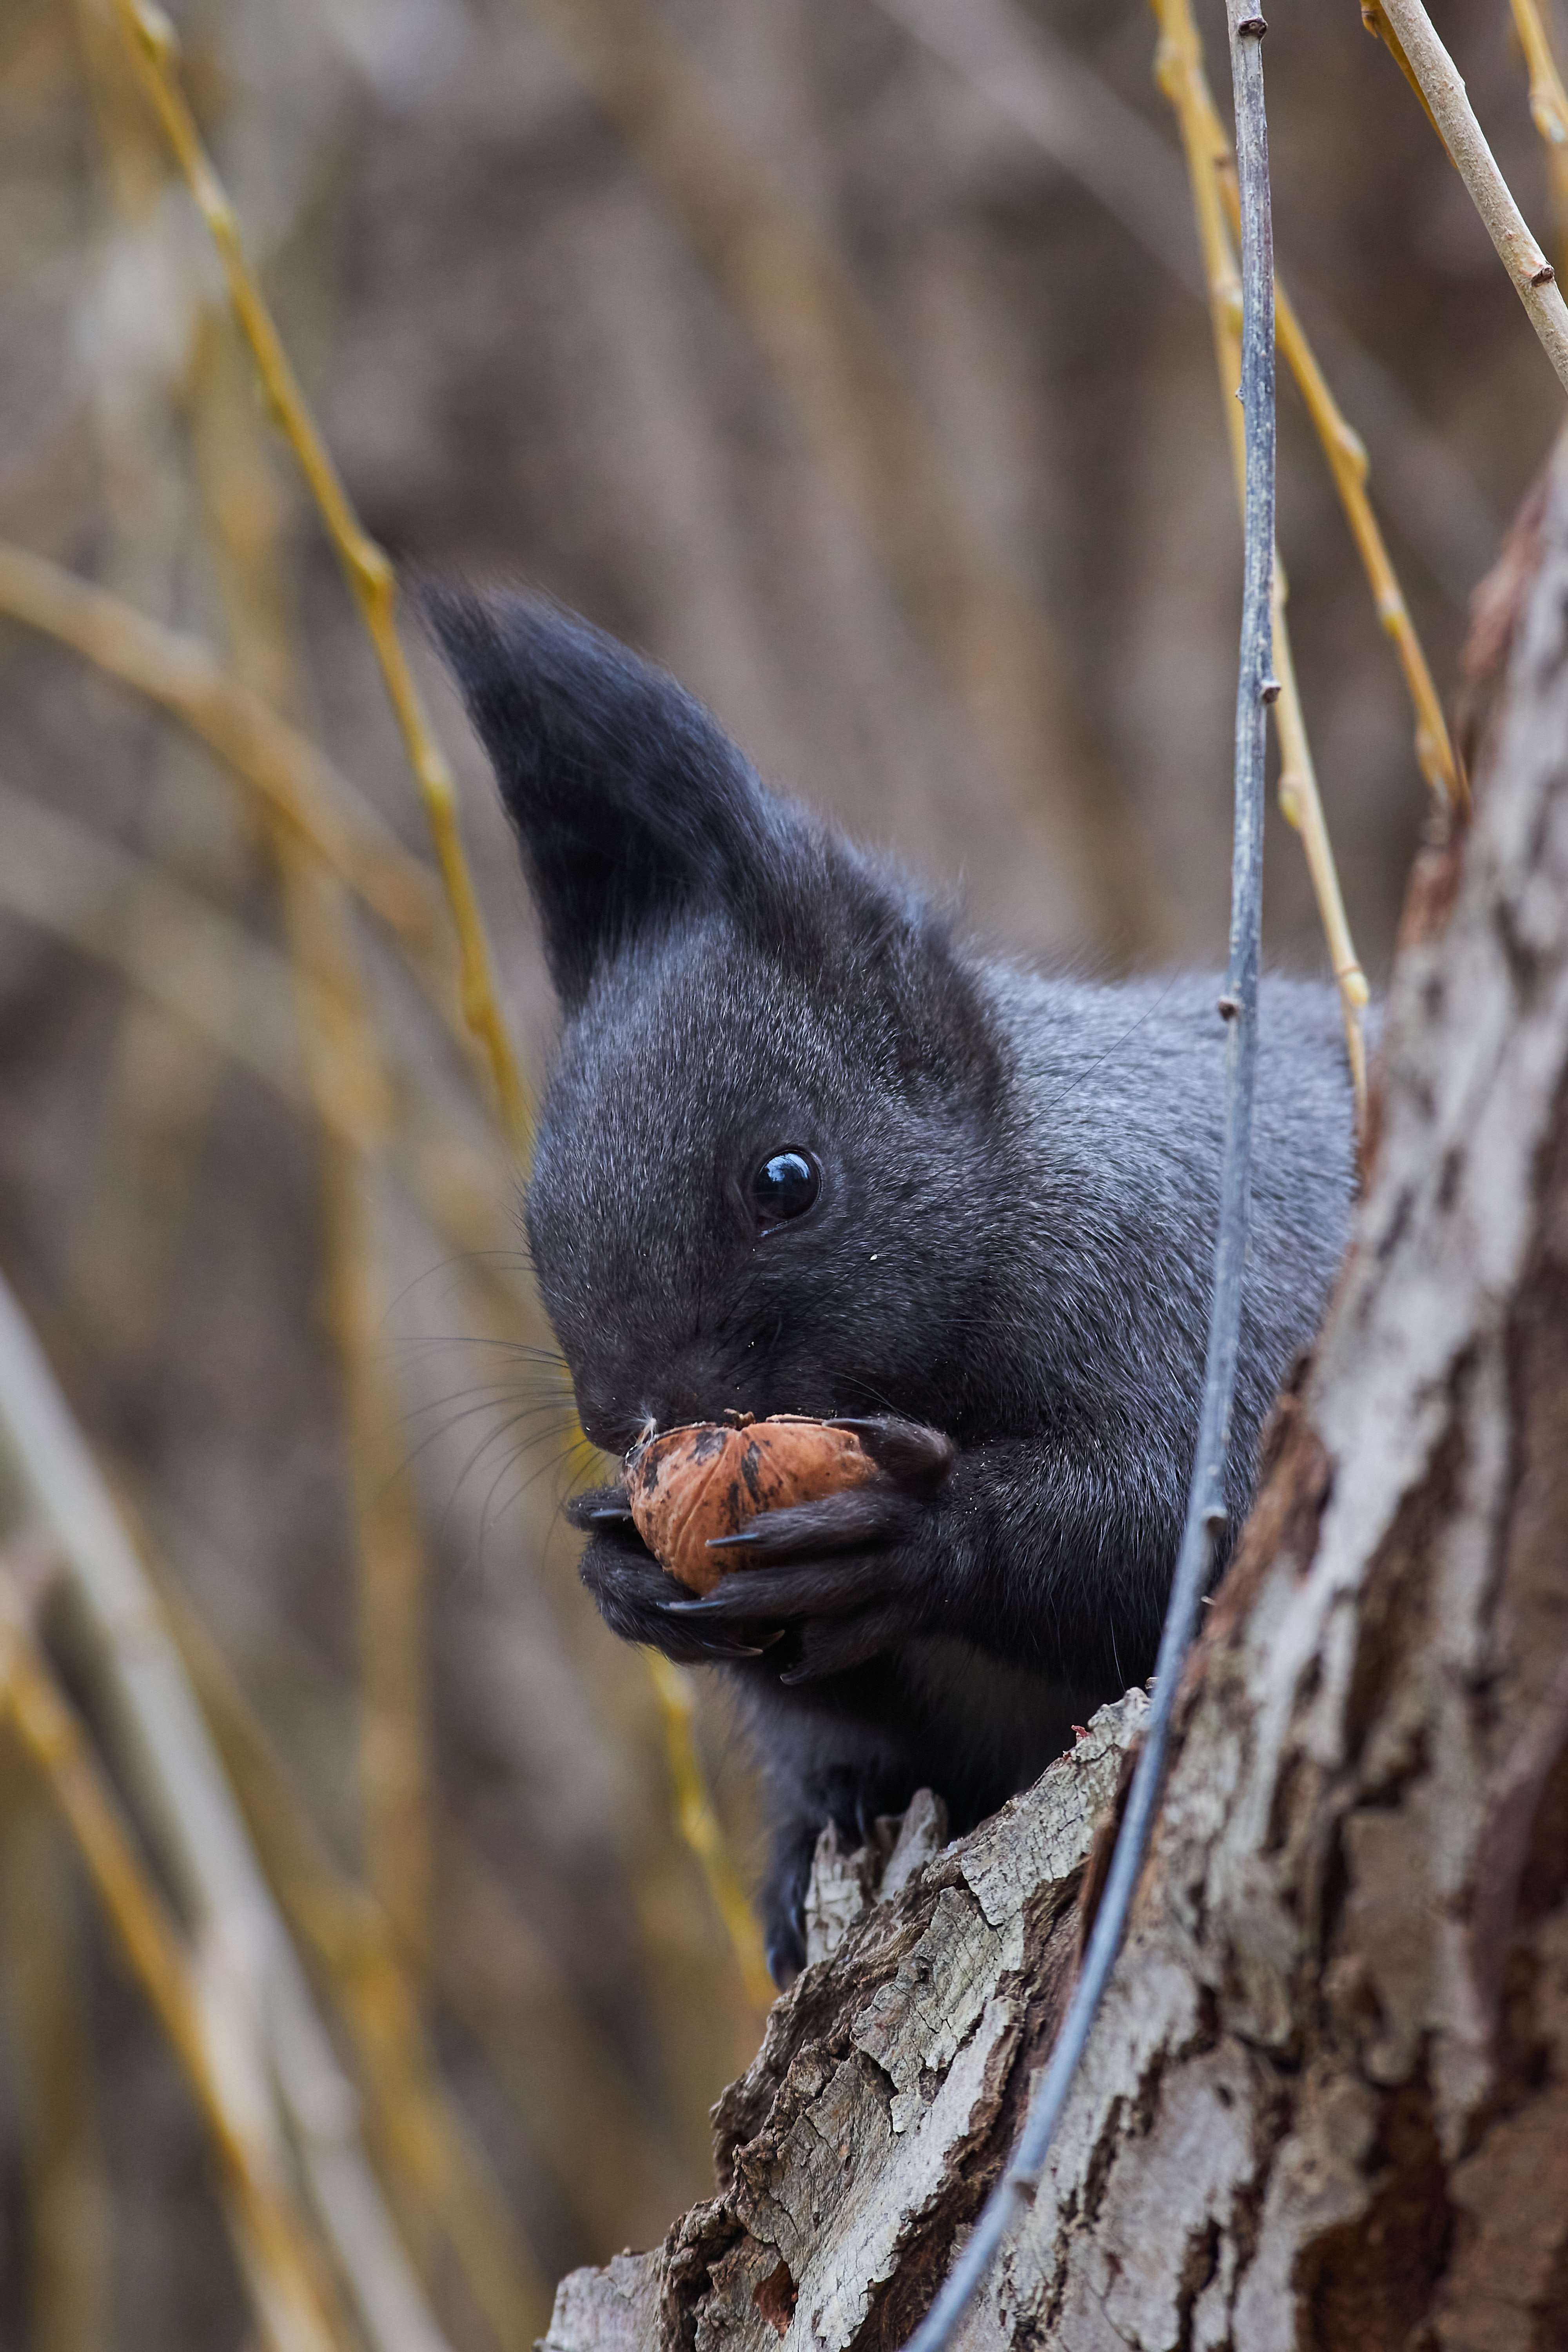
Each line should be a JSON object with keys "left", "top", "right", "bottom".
{"left": 663, "top": 1551, "right": 900, "bottom": 1624}
{"left": 565, "top": 1482, "right": 633, "bottom": 1532}
{"left": 827, "top": 1416, "right": 956, "bottom": 1489}
{"left": 702, "top": 1483, "right": 920, "bottom": 1566}
{"left": 578, "top": 1532, "right": 772, "bottom": 1663}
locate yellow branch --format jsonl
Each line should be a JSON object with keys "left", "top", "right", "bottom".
{"left": 1180, "top": 83, "right": 1464, "bottom": 811}
{"left": 1368, "top": 0, "right": 1568, "bottom": 396}
{"left": 1360, "top": 0, "right": 1446, "bottom": 143}
{"left": 643, "top": 1655, "right": 773, "bottom": 2012}
{"left": 0, "top": 1591, "right": 348, "bottom": 2352}
{"left": 1508, "top": 0, "right": 1568, "bottom": 269}
{"left": 104, "top": 0, "right": 528, "bottom": 1152}
{"left": 191, "top": 318, "right": 436, "bottom": 2007}
{"left": 1150, "top": 0, "right": 1370, "bottom": 1124}
{"left": 156, "top": 1572, "right": 550, "bottom": 2352}
{"left": 0, "top": 544, "right": 450, "bottom": 976}
{"left": 0, "top": 1748, "right": 109, "bottom": 2352}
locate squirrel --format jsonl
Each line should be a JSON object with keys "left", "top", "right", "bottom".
{"left": 428, "top": 587, "right": 1359, "bottom": 1985}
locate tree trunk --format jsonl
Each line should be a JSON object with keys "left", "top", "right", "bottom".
{"left": 542, "top": 439, "right": 1568, "bottom": 2352}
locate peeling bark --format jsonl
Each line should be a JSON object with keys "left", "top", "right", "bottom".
{"left": 542, "top": 444, "right": 1568, "bottom": 2352}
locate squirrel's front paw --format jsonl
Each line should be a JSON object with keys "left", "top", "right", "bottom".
{"left": 570, "top": 1489, "right": 778, "bottom": 1663}
{"left": 661, "top": 1417, "right": 955, "bottom": 1680}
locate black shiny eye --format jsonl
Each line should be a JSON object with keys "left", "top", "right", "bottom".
{"left": 751, "top": 1149, "right": 820, "bottom": 1228}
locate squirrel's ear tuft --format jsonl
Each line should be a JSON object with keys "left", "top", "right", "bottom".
{"left": 423, "top": 585, "right": 795, "bottom": 1009}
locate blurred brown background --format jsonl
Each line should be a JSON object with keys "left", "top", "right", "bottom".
{"left": 0, "top": 0, "right": 1559, "bottom": 2341}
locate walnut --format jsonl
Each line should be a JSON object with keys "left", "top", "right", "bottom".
{"left": 625, "top": 1414, "right": 877, "bottom": 1593}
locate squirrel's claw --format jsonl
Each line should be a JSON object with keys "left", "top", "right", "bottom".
{"left": 826, "top": 1417, "right": 955, "bottom": 1488}
{"left": 704, "top": 1482, "right": 919, "bottom": 1563}
{"left": 564, "top": 1481, "right": 632, "bottom": 1531}
{"left": 663, "top": 1550, "right": 905, "bottom": 1624}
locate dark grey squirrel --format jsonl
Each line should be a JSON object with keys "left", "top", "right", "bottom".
{"left": 427, "top": 586, "right": 1359, "bottom": 1986}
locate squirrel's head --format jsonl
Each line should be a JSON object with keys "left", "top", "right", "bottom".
{"left": 428, "top": 589, "right": 1005, "bottom": 1455}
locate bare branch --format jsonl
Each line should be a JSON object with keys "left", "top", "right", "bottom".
{"left": 1371, "top": 0, "right": 1568, "bottom": 395}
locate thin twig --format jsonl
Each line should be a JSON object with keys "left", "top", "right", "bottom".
{"left": 902, "top": 3, "right": 1274, "bottom": 2339}
{"left": 1509, "top": 0, "right": 1568, "bottom": 268}
{"left": 103, "top": 0, "right": 528, "bottom": 1150}
{"left": 1368, "top": 0, "right": 1568, "bottom": 394}
{"left": 0, "top": 1274, "right": 454, "bottom": 2352}
{"left": 1150, "top": 0, "right": 1369, "bottom": 1121}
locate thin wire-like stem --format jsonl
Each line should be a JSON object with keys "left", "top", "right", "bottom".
{"left": 103, "top": 0, "right": 528, "bottom": 1150}
{"left": 902, "top": 6, "right": 1274, "bottom": 2341}
{"left": 0, "top": 1581, "right": 347, "bottom": 2352}
{"left": 643, "top": 1655, "right": 774, "bottom": 2012}
{"left": 1508, "top": 0, "right": 1568, "bottom": 268}
{"left": 1150, "top": 0, "right": 1369, "bottom": 1123}
{"left": 1368, "top": 0, "right": 1568, "bottom": 394}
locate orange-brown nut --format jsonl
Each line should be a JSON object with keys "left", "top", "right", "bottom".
{"left": 625, "top": 1414, "right": 879, "bottom": 1594}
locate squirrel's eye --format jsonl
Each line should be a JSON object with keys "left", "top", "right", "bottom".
{"left": 751, "top": 1149, "right": 820, "bottom": 1228}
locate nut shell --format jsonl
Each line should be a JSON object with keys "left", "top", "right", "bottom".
{"left": 625, "top": 1415, "right": 878, "bottom": 1593}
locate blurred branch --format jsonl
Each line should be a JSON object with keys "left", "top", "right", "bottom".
{"left": 0, "top": 1273, "right": 454, "bottom": 2352}
{"left": 155, "top": 1571, "right": 552, "bottom": 2352}
{"left": 152, "top": 1528, "right": 711, "bottom": 2259}
{"left": 62, "top": 1, "right": 241, "bottom": 1365}
{"left": 103, "top": 0, "right": 528, "bottom": 1151}
{"left": 0, "top": 541, "right": 456, "bottom": 997}
{"left": 1149, "top": 0, "right": 1369, "bottom": 1122}
{"left": 873, "top": 0, "right": 1498, "bottom": 606}
{"left": 522, "top": 0, "right": 1160, "bottom": 958}
{"left": 1190, "top": 70, "right": 1463, "bottom": 810}
{"left": 1509, "top": 0, "right": 1568, "bottom": 269}
{"left": 0, "top": 778, "right": 530, "bottom": 1338}
{"left": 1367, "top": 0, "right": 1568, "bottom": 394}
{"left": 0, "top": 1575, "right": 347, "bottom": 2352}
{"left": 1359, "top": 2, "right": 1446, "bottom": 143}
{"left": 0, "top": 1742, "right": 110, "bottom": 2352}
{"left": 879, "top": 0, "right": 1463, "bottom": 816}
{"left": 643, "top": 1657, "right": 772, "bottom": 2012}
{"left": 192, "top": 316, "right": 436, "bottom": 2016}
{"left": 431, "top": 1835, "right": 699, "bottom": 2250}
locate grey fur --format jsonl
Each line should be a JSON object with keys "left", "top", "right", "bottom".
{"left": 427, "top": 586, "right": 1357, "bottom": 1983}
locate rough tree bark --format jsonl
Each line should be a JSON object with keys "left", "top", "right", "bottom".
{"left": 543, "top": 439, "right": 1568, "bottom": 2352}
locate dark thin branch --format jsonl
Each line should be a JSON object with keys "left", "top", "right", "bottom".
{"left": 899, "top": 9, "right": 1276, "bottom": 2348}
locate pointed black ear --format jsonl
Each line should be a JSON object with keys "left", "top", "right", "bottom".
{"left": 425, "top": 586, "right": 794, "bottom": 1009}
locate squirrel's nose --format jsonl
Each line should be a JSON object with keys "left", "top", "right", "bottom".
{"left": 575, "top": 1351, "right": 739, "bottom": 1456}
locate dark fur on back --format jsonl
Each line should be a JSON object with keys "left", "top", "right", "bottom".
{"left": 429, "top": 587, "right": 1358, "bottom": 1983}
